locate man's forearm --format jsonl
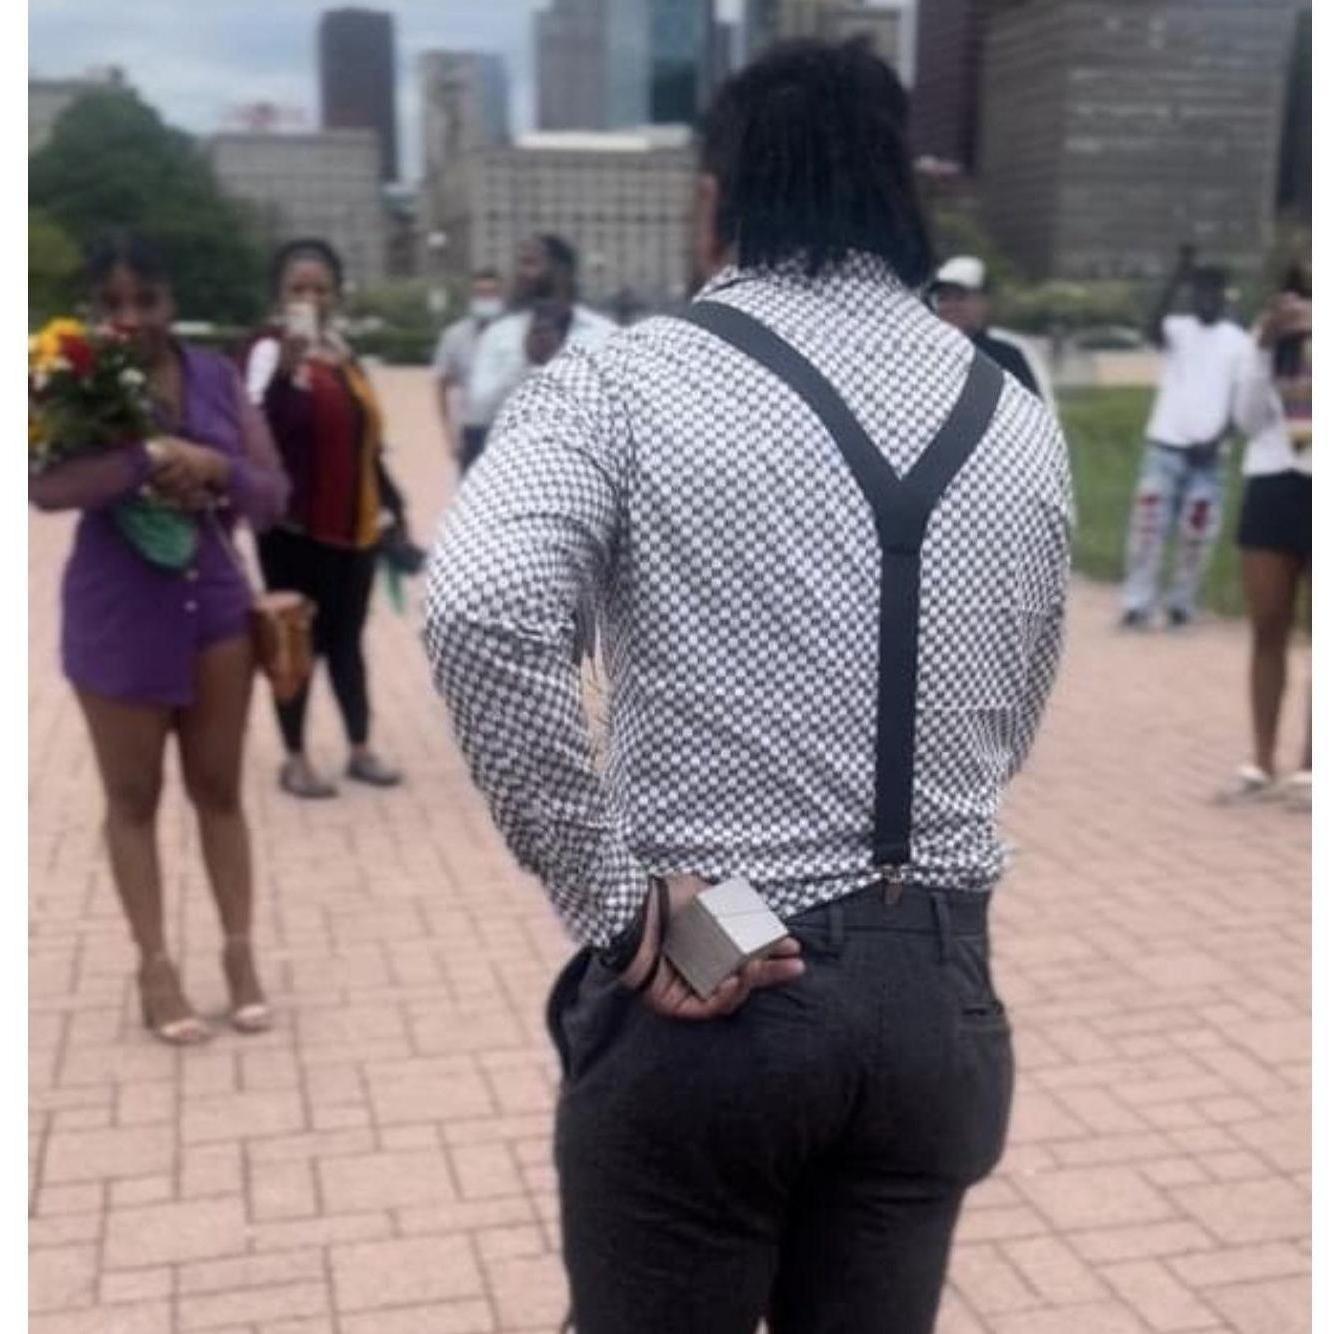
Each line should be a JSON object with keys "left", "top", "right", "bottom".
{"left": 436, "top": 380, "right": 459, "bottom": 454}
{"left": 424, "top": 596, "right": 647, "bottom": 949}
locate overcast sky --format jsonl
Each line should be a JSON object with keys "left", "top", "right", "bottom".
{"left": 28, "top": 0, "right": 747, "bottom": 184}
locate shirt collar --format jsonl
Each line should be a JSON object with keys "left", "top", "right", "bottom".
{"left": 694, "top": 249, "right": 910, "bottom": 305}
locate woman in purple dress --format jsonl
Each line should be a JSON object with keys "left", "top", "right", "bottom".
{"left": 30, "top": 235, "right": 290, "bottom": 1045}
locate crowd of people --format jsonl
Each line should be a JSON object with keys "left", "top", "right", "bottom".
{"left": 1116, "top": 246, "right": 1311, "bottom": 807}
{"left": 28, "top": 33, "right": 1309, "bottom": 1333}
{"left": 26, "top": 179, "right": 1311, "bottom": 1054}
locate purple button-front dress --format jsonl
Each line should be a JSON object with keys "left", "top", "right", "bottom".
{"left": 30, "top": 343, "right": 291, "bottom": 708}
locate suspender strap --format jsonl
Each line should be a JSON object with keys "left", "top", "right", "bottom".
{"left": 680, "top": 300, "right": 1004, "bottom": 872}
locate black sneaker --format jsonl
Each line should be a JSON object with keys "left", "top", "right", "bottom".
{"left": 1166, "top": 608, "right": 1192, "bottom": 630}
{"left": 1120, "top": 609, "right": 1150, "bottom": 631}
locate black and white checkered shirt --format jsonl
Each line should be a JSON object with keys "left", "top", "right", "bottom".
{"left": 424, "top": 253, "right": 1072, "bottom": 949}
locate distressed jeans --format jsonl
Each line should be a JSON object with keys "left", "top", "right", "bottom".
{"left": 1121, "top": 442, "right": 1226, "bottom": 619}
{"left": 548, "top": 884, "right": 1014, "bottom": 1333}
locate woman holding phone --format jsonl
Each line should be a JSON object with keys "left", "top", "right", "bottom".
{"left": 1222, "top": 265, "right": 1312, "bottom": 807}
{"left": 31, "top": 233, "right": 288, "bottom": 1043}
{"left": 243, "top": 238, "right": 403, "bottom": 798}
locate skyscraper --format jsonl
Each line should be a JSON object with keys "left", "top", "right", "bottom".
{"left": 978, "top": 0, "right": 1301, "bottom": 279}
{"left": 713, "top": 21, "right": 739, "bottom": 87}
{"left": 911, "top": 0, "right": 981, "bottom": 169}
{"left": 536, "top": 0, "right": 714, "bottom": 129}
{"left": 743, "top": 0, "right": 906, "bottom": 77}
{"left": 1275, "top": 6, "right": 1311, "bottom": 221}
{"left": 420, "top": 51, "right": 512, "bottom": 269}
{"left": 649, "top": 0, "right": 714, "bottom": 124}
{"left": 318, "top": 8, "right": 398, "bottom": 181}
{"left": 536, "top": 0, "right": 609, "bottom": 130}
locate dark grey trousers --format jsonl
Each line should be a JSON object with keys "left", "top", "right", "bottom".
{"left": 548, "top": 884, "right": 1014, "bottom": 1334}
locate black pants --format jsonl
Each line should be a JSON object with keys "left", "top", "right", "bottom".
{"left": 549, "top": 884, "right": 1014, "bottom": 1334}
{"left": 256, "top": 528, "right": 377, "bottom": 752}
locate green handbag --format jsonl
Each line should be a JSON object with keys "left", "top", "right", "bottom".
{"left": 113, "top": 497, "right": 199, "bottom": 570}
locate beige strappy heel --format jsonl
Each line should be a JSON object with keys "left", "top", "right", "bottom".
{"left": 222, "top": 937, "right": 273, "bottom": 1034}
{"left": 138, "top": 955, "right": 211, "bottom": 1046}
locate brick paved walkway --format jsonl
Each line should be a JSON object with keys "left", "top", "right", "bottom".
{"left": 29, "top": 370, "right": 1310, "bottom": 1333}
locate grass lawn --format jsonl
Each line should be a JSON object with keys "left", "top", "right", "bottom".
{"left": 1056, "top": 386, "right": 1247, "bottom": 618}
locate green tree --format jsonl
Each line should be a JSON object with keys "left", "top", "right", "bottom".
{"left": 29, "top": 89, "right": 265, "bottom": 323}
{"left": 28, "top": 208, "right": 81, "bottom": 327}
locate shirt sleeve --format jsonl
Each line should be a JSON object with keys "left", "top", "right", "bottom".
{"left": 245, "top": 338, "right": 281, "bottom": 406}
{"left": 433, "top": 323, "right": 459, "bottom": 381}
{"left": 1007, "top": 413, "right": 1074, "bottom": 780}
{"left": 422, "top": 348, "right": 646, "bottom": 949}
{"left": 1232, "top": 341, "right": 1281, "bottom": 439}
{"left": 1160, "top": 314, "right": 1191, "bottom": 351}
{"left": 226, "top": 367, "right": 291, "bottom": 531}
{"left": 467, "top": 316, "right": 529, "bottom": 426}
{"left": 28, "top": 443, "right": 153, "bottom": 513}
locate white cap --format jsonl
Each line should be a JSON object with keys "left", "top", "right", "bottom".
{"left": 933, "top": 255, "right": 987, "bottom": 291}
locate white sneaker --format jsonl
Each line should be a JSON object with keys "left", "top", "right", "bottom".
{"left": 1215, "top": 763, "right": 1279, "bottom": 806}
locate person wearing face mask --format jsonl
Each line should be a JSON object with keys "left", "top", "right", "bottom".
{"left": 464, "top": 235, "right": 617, "bottom": 464}
{"left": 433, "top": 268, "right": 505, "bottom": 475}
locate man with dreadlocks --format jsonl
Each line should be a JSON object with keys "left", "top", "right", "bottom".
{"left": 425, "top": 38, "right": 1071, "bottom": 1334}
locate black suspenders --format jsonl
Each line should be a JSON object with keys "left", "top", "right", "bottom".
{"left": 679, "top": 301, "right": 1005, "bottom": 879}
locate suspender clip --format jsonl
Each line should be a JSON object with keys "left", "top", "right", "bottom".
{"left": 877, "top": 863, "right": 906, "bottom": 906}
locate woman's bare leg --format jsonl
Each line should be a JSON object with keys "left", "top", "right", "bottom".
{"left": 75, "top": 691, "right": 173, "bottom": 958}
{"left": 76, "top": 690, "right": 206, "bottom": 1038}
{"left": 1241, "top": 550, "right": 1303, "bottom": 776}
{"left": 176, "top": 634, "right": 269, "bottom": 1022}
{"left": 177, "top": 634, "right": 255, "bottom": 940}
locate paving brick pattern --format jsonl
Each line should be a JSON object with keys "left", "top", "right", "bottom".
{"left": 29, "top": 370, "right": 1310, "bottom": 1332}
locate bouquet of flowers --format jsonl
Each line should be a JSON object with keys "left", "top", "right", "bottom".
{"left": 28, "top": 318, "right": 197, "bottom": 568}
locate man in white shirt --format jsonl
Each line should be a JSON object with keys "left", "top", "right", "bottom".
{"left": 433, "top": 268, "right": 504, "bottom": 474}
{"left": 465, "top": 235, "right": 616, "bottom": 455}
{"left": 1121, "top": 247, "right": 1251, "bottom": 628}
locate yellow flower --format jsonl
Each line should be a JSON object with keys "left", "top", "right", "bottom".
{"left": 31, "top": 317, "right": 87, "bottom": 373}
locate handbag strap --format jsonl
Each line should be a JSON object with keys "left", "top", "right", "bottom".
{"left": 205, "top": 506, "right": 259, "bottom": 602}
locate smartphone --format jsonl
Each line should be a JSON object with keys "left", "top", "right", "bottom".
{"left": 283, "top": 301, "right": 319, "bottom": 342}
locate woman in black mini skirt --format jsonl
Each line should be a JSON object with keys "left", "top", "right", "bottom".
{"left": 1225, "top": 268, "right": 1311, "bottom": 807}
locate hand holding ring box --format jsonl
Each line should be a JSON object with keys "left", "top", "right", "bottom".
{"left": 662, "top": 878, "right": 790, "bottom": 999}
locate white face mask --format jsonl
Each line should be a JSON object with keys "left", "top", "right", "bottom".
{"left": 470, "top": 297, "right": 503, "bottom": 322}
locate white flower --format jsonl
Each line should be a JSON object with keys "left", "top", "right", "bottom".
{"left": 119, "top": 367, "right": 147, "bottom": 387}
{"left": 33, "top": 370, "right": 49, "bottom": 392}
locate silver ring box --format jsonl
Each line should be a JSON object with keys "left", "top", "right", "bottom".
{"left": 662, "top": 877, "right": 790, "bottom": 999}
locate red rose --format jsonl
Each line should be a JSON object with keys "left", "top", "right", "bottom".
{"left": 59, "top": 332, "right": 94, "bottom": 377}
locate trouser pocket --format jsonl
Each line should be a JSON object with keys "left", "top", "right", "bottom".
{"left": 546, "top": 949, "right": 594, "bottom": 1079}
{"left": 546, "top": 949, "right": 634, "bottom": 1083}
{"left": 941, "top": 933, "right": 1016, "bottom": 1183}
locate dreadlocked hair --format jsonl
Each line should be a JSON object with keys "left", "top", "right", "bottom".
{"left": 701, "top": 38, "right": 933, "bottom": 285}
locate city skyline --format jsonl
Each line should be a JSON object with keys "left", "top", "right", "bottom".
{"left": 27, "top": 0, "right": 755, "bottom": 184}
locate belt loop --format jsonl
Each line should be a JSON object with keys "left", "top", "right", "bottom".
{"left": 930, "top": 891, "right": 954, "bottom": 965}
{"left": 829, "top": 901, "right": 845, "bottom": 956}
